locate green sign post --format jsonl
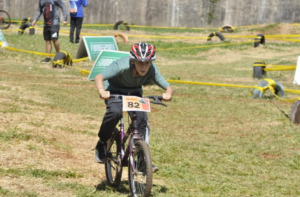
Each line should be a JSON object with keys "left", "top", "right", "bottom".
{"left": 0, "top": 29, "right": 8, "bottom": 47}
{"left": 88, "top": 50, "right": 129, "bottom": 81}
{"left": 75, "top": 36, "right": 118, "bottom": 61}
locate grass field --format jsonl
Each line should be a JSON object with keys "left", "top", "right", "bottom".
{"left": 1, "top": 22, "right": 300, "bottom": 196}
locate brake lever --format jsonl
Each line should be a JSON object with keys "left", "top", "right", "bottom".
{"left": 148, "top": 96, "right": 167, "bottom": 107}
{"left": 150, "top": 101, "right": 167, "bottom": 107}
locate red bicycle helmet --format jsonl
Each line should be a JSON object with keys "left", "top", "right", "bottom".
{"left": 130, "top": 42, "right": 156, "bottom": 61}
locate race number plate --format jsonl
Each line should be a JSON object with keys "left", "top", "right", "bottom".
{"left": 122, "top": 96, "right": 151, "bottom": 112}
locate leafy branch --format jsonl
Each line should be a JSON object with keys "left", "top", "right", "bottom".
{"left": 208, "top": 0, "right": 220, "bottom": 25}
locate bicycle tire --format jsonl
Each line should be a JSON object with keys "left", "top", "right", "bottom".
{"left": 113, "top": 20, "right": 130, "bottom": 31}
{"left": 18, "top": 23, "right": 35, "bottom": 35}
{"left": 0, "top": 10, "right": 11, "bottom": 30}
{"left": 105, "top": 131, "right": 122, "bottom": 187}
{"left": 128, "top": 140, "right": 152, "bottom": 197}
{"left": 253, "top": 61, "right": 266, "bottom": 79}
{"left": 252, "top": 79, "right": 285, "bottom": 99}
{"left": 207, "top": 31, "right": 225, "bottom": 42}
{"left": 220, "top": 24, "right": 234, "bottom": 33}
{"left": 290, "top": 100, "right": 300, "bottom": 124}
{"left": 254, "top": 34, "right": 265, "bottom": 48}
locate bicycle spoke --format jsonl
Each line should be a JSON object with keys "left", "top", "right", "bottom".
{"left": 128, "top": 140, "right": 152, "bottom": 197}
{"left": 105, "top": 135, "right": 122, "bottom": 187}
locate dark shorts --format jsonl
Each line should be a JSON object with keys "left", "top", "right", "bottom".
{"left": 43, "top": 25, "right": 60, "bottom": 41}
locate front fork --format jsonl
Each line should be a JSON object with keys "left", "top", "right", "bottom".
{"left": 129, "top": 131, "right": 143, "bottom": 174}
{"left": 123, "top": 114, "right": 142, "bottom": 173}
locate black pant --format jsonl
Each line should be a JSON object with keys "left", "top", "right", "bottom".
{"left": 69, "top": 17, "right": 83, "bottom": 43}
{"left": 98, "top": 97, "right": 149, "bottom": 143}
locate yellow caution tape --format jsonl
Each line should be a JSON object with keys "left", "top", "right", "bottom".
{"left": 21, "top": 26, "right": 300, "bottom": 42}
{"left": 237, "top": 24, "right": 265, "bottom": 28}
{"left": 285, "top": 89, "right": 300, "bottom": 94}
{"left": 167, "top": 79, "right": 255, "bottom": 89}
{"left": 35, "top": 27, "right": 103, "bottom": 37}
{"left": 73, "top": 57, "right": 89, "bottom": 63}
{"left": 265, "top": 65, "right": 296, "bottom": 67}
{"left": 80, "top": 69, "right": 90, "bottom": 76}
{"left": 264, "top": 78, "right": 276, "bottom": 89}
{"left": 156, "top": 41, "right": 250, "bottom": 51}
{"left": 126, "top": 24, "right": 215, "bottom": 30}
{"left": 2, "top": 38, "right": 300, "bottom": 102}
{"left": 266, "top": 34, "right": 300, "bottom": 38}
{"left": 3, "top": 46, "right": 55, "bottom": 57}
{"left": 264, "top": 67, "right": 296, "bottom": 71}
{"left": 82, "top": 24, "right": 114, "bottom": 27}
{"left": 53, "top": 55, "right": 88, "bottom": 67}
{"left": 1, "top": 43, "right": 89, "bottom": 63}
{"left": 60, "top": 60, "right": 89, "bottom": 71}
{"left": 52, "top": 59, "right": 64, "bottom": 66}
{"left": 167, "top": 79, "right": 300, "bottom": 103}
{"left": 268, "top": 37, "right": 300, "bottom": 42}
{"left": 253, "top": 62, "right": 296, "bottom": 71}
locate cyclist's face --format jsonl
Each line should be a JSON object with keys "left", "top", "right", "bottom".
{"left": 134, "top": 61, "right": 152, "bottom": 76}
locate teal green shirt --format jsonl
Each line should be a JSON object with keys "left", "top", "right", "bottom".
{"left": 101, "top": 56, "right": 169, "bottom": 95}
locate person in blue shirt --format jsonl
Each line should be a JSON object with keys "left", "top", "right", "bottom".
{"left": 69, "top": 0, "right": 88, "bottom": 44}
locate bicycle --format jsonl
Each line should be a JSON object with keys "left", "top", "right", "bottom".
{"left": 0, "top": 10, "right": 11, "bottom": 29}
{"left": 103, "top": 94, "right": 167, "bottom": 197}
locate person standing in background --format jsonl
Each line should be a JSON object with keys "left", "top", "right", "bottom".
{"left": 32, "top": 0, "right": 68, "bottom": 63}
{"left": 69, "top": 0, "right": 88, "bottom": 44}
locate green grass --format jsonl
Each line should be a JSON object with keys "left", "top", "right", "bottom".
{"left": 0, "top": 168, "right": 82, "bottom": 179}
{"left": 1, "top": 23, "right": 300, "bottom": 196}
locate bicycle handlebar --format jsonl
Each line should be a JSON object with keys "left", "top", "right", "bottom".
{"left": 101, "top": 94, "right": 167, "bottom": 107}
{"left": 146, "top": 96, "right": 167, "bottom": 107}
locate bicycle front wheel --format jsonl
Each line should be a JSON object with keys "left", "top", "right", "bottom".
{"left": 105, "top": 134, "right": 122, "bottom": 187}
{"left": 128, "top": 140, "right": 153, "bottom": 197}
{"left": 0, "top": 10, "right": 11, "bottom": 29}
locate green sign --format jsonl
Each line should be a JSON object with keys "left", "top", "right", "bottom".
{"left": 88, "top": 50, "right": 129, "bottom": 81}
{"left": 0, "top": 29, "right": 8, "bottom": 47}
{"left": 75, "top": 36, "right": 118, "bottom": 61}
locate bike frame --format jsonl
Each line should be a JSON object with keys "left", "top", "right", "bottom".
{"left": 104, "top": 95, "right": 167, "bottom": 196}
{"left": 122, "top": 112, "right": 144, "bottom": 173}
{"left": 106, "top": 108, "right": 144, "bottom": 173}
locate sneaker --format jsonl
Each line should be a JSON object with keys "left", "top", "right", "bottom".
{"left": 94, "top": 140, "right": 107, "bottom": 163}
{"left": 41, "top": 57, "right": 51, "bottom": 63}
{"left": 152, "top": 165, "right": 159, "bottom": 173}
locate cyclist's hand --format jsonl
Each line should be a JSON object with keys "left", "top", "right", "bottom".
{"left": 99, "top": 89, "right": 110, "bottom": 99}
{"left": 162, "top": 93, "right": 171, "bottom": 101}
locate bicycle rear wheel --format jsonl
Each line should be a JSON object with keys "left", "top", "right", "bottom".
{"left": 128, "top": 140, "right": 153, "bottom": 197}
{"left": 0, "top": 10, "right": 11, "bottom": 29}
{"left": 105, "top": 132, "right": 122, "bottom": 187}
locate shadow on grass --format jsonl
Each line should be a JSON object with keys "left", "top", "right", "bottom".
{"left": 153, "top": 183, "right": 168, "bottom": 193}
{"left": 267, "top": 97, "right": 290, "bottom": 119}
{"left": 95, "top": 180, "right": 168, "bottom": 196}
{"left": 95, "top": 180, "right": 129, "bottom": 194}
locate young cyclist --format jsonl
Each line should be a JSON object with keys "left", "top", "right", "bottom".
{"left": 94, "top": 42, "right": 174, "bottom": 172}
